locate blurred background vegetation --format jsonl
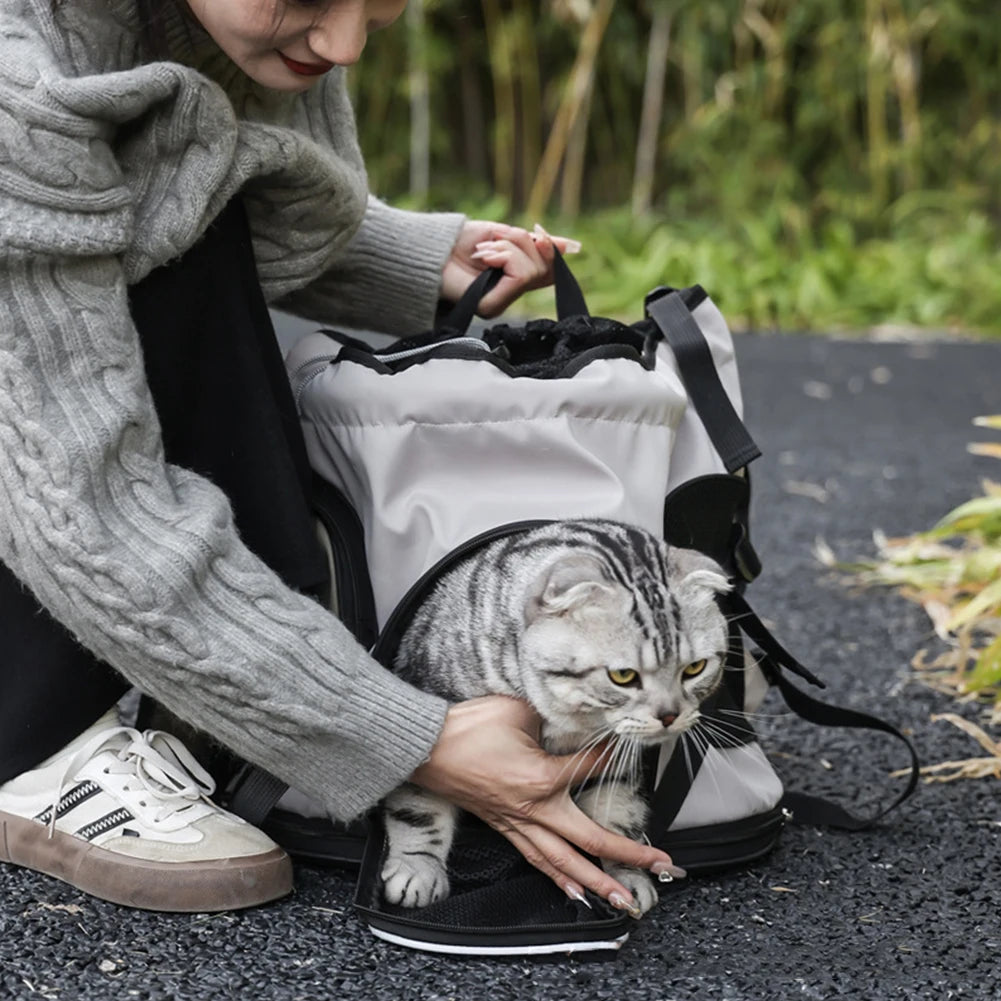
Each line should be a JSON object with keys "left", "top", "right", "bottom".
{"left": 349, "top": 0, "right": 1000, "bottom": 335}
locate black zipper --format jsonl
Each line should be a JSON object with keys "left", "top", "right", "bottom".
{"left": 370, "top": 519, "right": 553, "bottom": 667}
{"left": 310, "top": 473, "right": 378, "bottom": 649}
{"left": 656, "top": 806, "right": 788, "bottom": 872}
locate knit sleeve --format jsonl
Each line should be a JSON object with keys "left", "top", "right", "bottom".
{"left": 0, "top": 25, "right": 447, "bottom": 819}
{"left": 277, "top": 196, "right": 467, "bottom": 335}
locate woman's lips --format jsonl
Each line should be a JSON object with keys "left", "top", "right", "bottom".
{"left": 278, "top": 53, "right": 334, "bottom": 76}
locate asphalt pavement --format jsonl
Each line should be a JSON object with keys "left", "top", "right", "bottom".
{"left": 3, "top": 331, "right": 1001, "bottom": 1001}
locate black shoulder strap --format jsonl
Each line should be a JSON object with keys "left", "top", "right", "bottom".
{"left": 725, "top": 592, "right": 921, "bottom": 830}
{"left": 646, "top": 290, "right": 761, "bottom": 473}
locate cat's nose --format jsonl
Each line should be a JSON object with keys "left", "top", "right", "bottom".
{"left": 660, "top": 712, "right": 678, "bottom": 728}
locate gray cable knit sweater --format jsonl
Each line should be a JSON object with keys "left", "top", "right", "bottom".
{"left": 0, "top": 0, "right": 464, "bottom": 819}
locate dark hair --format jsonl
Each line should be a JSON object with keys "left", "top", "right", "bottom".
{"left": 132, "top": 0, "right": 172, "bottom": 57}
{"left": 50, "top": 0, "right": 173, "bottom": 59}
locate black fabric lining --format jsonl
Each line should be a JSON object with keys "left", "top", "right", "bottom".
{"left": 317, "top": 321, "right": 659, "bottom": 380}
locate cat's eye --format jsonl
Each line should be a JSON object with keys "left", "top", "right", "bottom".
{"left": 607, "top": 667, "right": 639, "bottom": 686}
{"left": 682, "top": 659, "right": 708, "bottom": 678}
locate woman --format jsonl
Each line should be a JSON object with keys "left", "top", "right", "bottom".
{"left": 0, "top": 0, "right": 675, "bottom": 916}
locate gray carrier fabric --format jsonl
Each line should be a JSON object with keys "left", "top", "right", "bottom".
{"left": 285, "top": 279, "right": 787, "bottom": 846}
{"left": 271, "top": 261, "right": 918, "bottom": 944}
{"left": 286, "top": 293, "right": 742, "bottom": 629}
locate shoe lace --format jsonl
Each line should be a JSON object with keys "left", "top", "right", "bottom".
{"left": 47, "top": 726, "right": 217, "bottom": 838}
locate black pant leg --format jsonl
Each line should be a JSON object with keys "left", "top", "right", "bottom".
{"left": 0, "top": 197, "right": 326, "bottom": 783}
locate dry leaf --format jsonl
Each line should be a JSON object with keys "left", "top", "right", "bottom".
{"left": 812, "top": 536, "right": 837, "bottom": 567}
{"left": 931, "top": 713, "right": 1001, "bottom": 756}
{"left": 967, "top": 443, "right": 1001, "bottom": 460}
{"left": 783, "top": 480, "right": 829, "bottom": 503}
{"left": 30, "top": 902, "right": 84, "bottom": 915}
{"left": 803, "top": 380, "right": 832, "bottom": 400}
{"left": 922, "top": 599, "right": 955, "bottom": 641}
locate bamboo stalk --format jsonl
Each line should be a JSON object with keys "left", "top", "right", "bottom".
{"left": 407, "top": 0, "right": 430, "bottom": 203}
{"left": 885, "top": 0, "right": 923, "bottom": 192}
{"left": 526, "top": 0, "right": 616, "bottom": 220}
{"left": 560, "top": 69, "right": 594, "bottom": 217}
{"left": 482, "top": 0, "right": 517, "bottom": 203}
{"left": 514, "top": 0, "right": 542, "bottom": 208}
{"left": 631, "top": 0, "right": 672, "bottom": 218}
{"left": 865, "top": 0, "right": 891, "bottom": 210}
{"left": 458, "top": 16, "right": 488, "bottom": 180}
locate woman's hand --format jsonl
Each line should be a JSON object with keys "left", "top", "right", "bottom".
{"left": 439, "top": 221, "right": 580, "bottom": 319}
{"left": 409, "top": 695, "right": 683, "bottom": 916}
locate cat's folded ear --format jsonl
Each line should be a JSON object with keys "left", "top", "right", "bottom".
{"left": 668, "top": 546, "right": 732, "bottom": 596}
{"left": 525, "top": 553, "right": 621, "bottom": 623}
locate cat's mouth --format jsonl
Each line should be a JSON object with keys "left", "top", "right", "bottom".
{"left": 614, "top": 711, "right": 697, "bottom": 743}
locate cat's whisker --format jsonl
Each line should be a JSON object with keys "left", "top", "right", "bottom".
{"left": 692, "top": 735, "right": 767, "bottom": 789}
{"left": 692, "top": 721, "right": 771, "bottom": 774}
{"left": 683, "top": 725, "right": 730, "bottom": 802}
{"left": 718, "top": 707, "right": 794, "bottom": 721}
{"left": 695, "top": 717, "right": 759, "bottom": 750}
{"left": 698, "top": 715, "right": 762, "bottom": 739}
{"left": 563, "top": 728, "right": 619, "bottom": 791}
{"left": 688, "top": 728, "right": 729, "bottom": 805}
{"left": 680, "top": 731, "right": 696, "bottom": 785}
{"left": 685, "top": 724, "right": 762, "bottom": 801}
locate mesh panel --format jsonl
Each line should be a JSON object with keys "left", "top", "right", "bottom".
{"left": 358, "top": 817, "right": 628, "bottom": 934}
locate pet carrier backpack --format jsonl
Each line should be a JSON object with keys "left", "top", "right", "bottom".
{"left": 230, "top": 256, "right": 918, "bottom": 956}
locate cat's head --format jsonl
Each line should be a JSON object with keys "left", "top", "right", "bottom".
{"left": 519, "top": 543, "right": 730, "bottom": 744}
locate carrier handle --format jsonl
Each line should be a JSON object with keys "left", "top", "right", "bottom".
{"left": 441, "top": 248, "right": 589, "bottom": 334}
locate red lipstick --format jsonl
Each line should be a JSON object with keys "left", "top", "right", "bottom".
{"left": 279, "top": 53, "right": 334, "bottom": 76}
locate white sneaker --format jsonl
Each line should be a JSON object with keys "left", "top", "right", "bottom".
{"left": 0, "top": 710, "right": 293, "bottom": 912}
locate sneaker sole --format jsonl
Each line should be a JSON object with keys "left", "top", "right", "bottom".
{"left": 0, "top": 809, "right": 293, "bottom": 912}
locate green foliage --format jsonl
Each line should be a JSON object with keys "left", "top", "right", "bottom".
{"left": 494, "top": 204, "right": 1001, "bottom": 335}
{"left": 351, "top": 1, "right": 1000, "bottom": 335}
{"left": 852, "top": 419, "right": 1001, "bottom": 709}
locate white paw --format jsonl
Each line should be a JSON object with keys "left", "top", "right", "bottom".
{"left": 605, "top": 865, "right": 659, "bottom": 915}
{"left": 381, "top": 854, "right": 450, "bottom": 908}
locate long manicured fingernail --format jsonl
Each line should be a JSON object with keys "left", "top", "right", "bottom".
{"left": 564, "top": 885, "right": 592, "bottom": 909}
{"left": 609, "top": 892, "right": 642, "bottom": 919}
{"left": 533, "top": 224, "right": 582, "bottom": 254}
{"left": 651, "top": 861, "right": 687, "bottom": 882}
{"left": 470, "top": 248, "right": 511, "bottom": 261}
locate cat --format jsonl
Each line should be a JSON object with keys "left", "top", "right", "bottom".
{"left": 381, "top": 518, "right": 731, "bottom": 915}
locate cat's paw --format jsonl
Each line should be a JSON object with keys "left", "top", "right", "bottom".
{"left": 381, "top": 854, "right": 450, "bottom": 908}
{"left": 604, "top": 865, "right": 659, "bottom": 915}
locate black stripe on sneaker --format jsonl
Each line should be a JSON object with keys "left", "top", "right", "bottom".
{"left": 33, "top": 780, "right": 102, "bottom": 826}
{"left": 75, "top": 808, "right": 134, "bottom": 841}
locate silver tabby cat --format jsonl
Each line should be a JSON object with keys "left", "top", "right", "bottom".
{"left": 382, "top": 518, "right": 731, "bottom": 914}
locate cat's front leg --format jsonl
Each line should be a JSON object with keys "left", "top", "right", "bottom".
{"left": 381, "top": 783, "right": 458, "bottom": 908}
{"left": 575, "top": 781, "right": 659, "bottom": 915}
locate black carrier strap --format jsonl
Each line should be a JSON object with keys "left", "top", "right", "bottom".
{"left": 226, "top": 765, "right": 290, "bottom": 827}
{"left": 646, "top": 290, "right": 761, "bottom": 473}
{"left": 442, "top": 249, "right": 589, "bottom": 334}
{"left": 724, "top": 593, "right": 921, "bottom": 830}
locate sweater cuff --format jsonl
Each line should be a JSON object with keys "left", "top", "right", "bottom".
{"left": 347, "top": 198, "right": 466, "bottom": 333}
{"left": 311, "top": 667, "right": 449, "bottom": 821}
{"left": 281, "top": 199, "right": 466, "bottom": 336}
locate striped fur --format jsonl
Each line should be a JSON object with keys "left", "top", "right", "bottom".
{"left": 382, "top": 519, "right": 731, "bottom": 912}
